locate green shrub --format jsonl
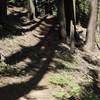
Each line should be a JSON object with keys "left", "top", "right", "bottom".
{"left": 49, "top": 74, "right": 67, "bottom": 86}
{"left": 53, "top": 91, "right": 66, "bottom": 100}
{"left": 76, "top": 0, "right": 90, "bottom": 27}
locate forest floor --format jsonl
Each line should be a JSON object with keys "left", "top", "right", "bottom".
{"left": 0, "top": 6, "right": 100, "bottom": 100}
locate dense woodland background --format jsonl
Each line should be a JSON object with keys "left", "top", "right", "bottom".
{"left": 0, "top": 0, "right": 100, "bottom": 100}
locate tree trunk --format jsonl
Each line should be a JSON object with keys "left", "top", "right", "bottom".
{"left": 96, "top": 0, "right": 100, "bottom": 48}
{"left": 70, "top": 0, "right": 76, "bottom": 53}
{"left": 84, "top": 0, "right": 97, "bottom": 51}
{"left": 97, "top": 0, "right": 100, "bottom": 33}
{"left": 0, "top": 0, "right": 7, "bottom": 24}
{"left": 34, "top": 0, "right": 38, "bottom": 17}
{"left": 56, "top": 0, "right": 67, "bottom": 42}
{"left": 64, "top": 0, "right": 76, "bottom": 53}
{"left": 26, "top": 0, "right": 36, "bottom": 20}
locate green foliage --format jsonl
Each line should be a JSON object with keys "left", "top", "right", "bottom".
{"left": 49, "top": 73, "right": 82, "bottom": 98}
{"left": 49, "top": 74, "right": 67, "bottom": 86}
{"left": 0, "top": 61, "right": 30, "bottom": 76}
{"left": 53, "top": 91, "right": 66, "bottom": 100}
{"left": 0, "top": 61, "right": 8, "bottom": 68}
{"left": 64, "top": 75, "right": 82, "bottom": 96}
{"left": 82, "top": 90, "right": 100, "bottom": 100}
{"left": 79, "top": 0, "right": 90, "bottom": 15}
{"left": 8, "top": 0, "right": 16, "bottom": 3}
{"left": 76, "top": 0, "right": 90, "bottom": 27}
{"left": 49, "top": 72, "right": 94, "bottom": 100}
{"left": 68, "top": 83, "right": 82, "bottom": 96}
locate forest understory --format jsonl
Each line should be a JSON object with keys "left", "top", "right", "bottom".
{"left": 0, "top": 4, "right": 100, "bottom": 100}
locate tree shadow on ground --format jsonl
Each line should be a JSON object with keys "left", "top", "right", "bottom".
{"left": 0, "top": 20, "right": 58, "bottom": 100}
{"left": 0, "top": 18, "right": 72, "bottom": 100}
{"left": 0, "top": 16, "right": 56, "bottom": 76}
{"left": 0, "top": 15, "right": 75, "bottom": 100}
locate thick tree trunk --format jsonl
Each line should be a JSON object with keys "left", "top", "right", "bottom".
{"left": 64, "top": 0, "right": 72, "bottom": 38}
{"left": 97, "top": 0, "right": 100, "bottom": 32}
{"left": 96, "top": 0, "right": 100, "bottom": 48}
{"left": 0, "top": 0, "right": 7, "bottom": 24}
{"left": 64, "top": 0, "right": 76, "bottom": 53}
{"left": 57, "top": 0, "right": 67, "bottom": 42}
{"left": 84, "top": 0, "right": 97, "bottom": 51}
{"left": 34, "top": 0, "right": 38, "bottom": 17}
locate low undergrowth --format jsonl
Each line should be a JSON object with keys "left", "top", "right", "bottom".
{"left": 49, "top": 45, "right": 100, "bottom": 100}
{"left": 0, "top": 61, "right": 32, "bottom": 76}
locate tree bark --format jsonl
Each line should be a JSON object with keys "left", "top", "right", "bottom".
{"left": 56, "top": 0, "right": 67, "bottom": 42}
{"left": 26, "top": 0, "right": 36, "bottom": 20}
{"left": 70, "top": 0, "right": 76, "bottom": 53}
{"left": 96, "top": 0, "right": 100, "bottom": 48}
{"left": 97, "top": 0, "right": 100, "bottom": 33}
{"left": 84, "top": 0, "right": 97, "bottom": 51}
{"left": 64, "top": 0, "right": 76, "bottom": 53}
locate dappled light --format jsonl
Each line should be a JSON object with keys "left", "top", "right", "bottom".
{"left": 0, "top": 0, "right": 100, "bottom": 100}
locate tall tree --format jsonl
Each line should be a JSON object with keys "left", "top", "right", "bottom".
{"left": 34, "top": 0, "right": 38, "bottom": 17}
{"left": 84, "top": 0, "right": 97, "bottom": 51}
{"left": 96, "top": 0, "right": 100, "bottom": 48}
{"left": 70, "top": 0, "right": 76, "bottom": 53}
{"left": 97, "top": 0, "right": 100, "bottom": 32}
{"left": 56, "top": 0, "right": 67, "bottom": 42}
{"left": 64, "top": 0, "right": 76, "bottom": 53}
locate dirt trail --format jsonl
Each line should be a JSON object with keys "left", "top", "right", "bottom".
{"left": 0, "top": 9, "right": 58, "bottom": 99}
